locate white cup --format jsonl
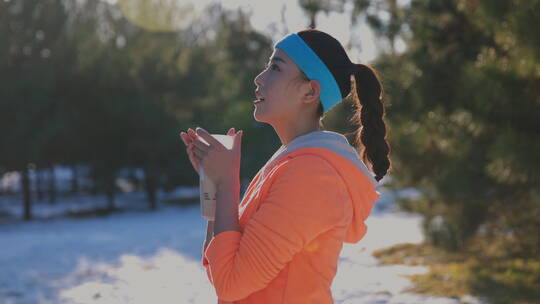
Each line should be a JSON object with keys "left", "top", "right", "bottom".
{"left": 197, "top": 134, "right": 234, "bottom": 221}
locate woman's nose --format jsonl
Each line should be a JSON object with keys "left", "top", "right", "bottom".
{"left": 254, "top": 71, "right": 264, "bottom": 87}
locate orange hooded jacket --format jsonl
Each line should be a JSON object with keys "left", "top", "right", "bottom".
{"left": 202, "top": 130, "right": 380, "bottom": 303}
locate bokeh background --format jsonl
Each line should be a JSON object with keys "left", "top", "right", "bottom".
{"left": 0, "top": 0, "right": 539, "bottom": 303}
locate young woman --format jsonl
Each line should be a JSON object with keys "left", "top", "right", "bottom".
{"left": 180, "top": 29, "right": 391, "bottom": 303}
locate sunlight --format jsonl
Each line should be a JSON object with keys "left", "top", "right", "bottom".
{"left": 59, "top": 248, "right": 216, "bottom": 303}
{"left": 108, "top": 0, "right": 381, "bottom": 62}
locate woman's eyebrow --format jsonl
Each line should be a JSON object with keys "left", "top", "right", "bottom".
{"left": 269, "top": 56, "right": 286, "bottom": 64}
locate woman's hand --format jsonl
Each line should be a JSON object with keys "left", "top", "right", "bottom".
{"left": 179, "top": 127, "right": 237, "bottom": 177}
{"left": 180, "top": 128, "right": 204, "bottom": 174}
{"left": 187, "top": 127, "right": 243, "bottom": 186}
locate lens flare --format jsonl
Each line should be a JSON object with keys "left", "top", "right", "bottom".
{"left": 117, "top": 0, "right": 200, "bottom": 32}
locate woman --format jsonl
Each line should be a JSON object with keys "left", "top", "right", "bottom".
{"left": 180, "top": 29, "right": 391, "bottom": 303}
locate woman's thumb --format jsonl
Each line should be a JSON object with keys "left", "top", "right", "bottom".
{"left": 234, "top": 130, "right": 243, "bottom": 149}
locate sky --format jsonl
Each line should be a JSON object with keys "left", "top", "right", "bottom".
{"left": 111, "top": 0, "right": 409, "bottom": 63}
{"left": 216, "top": 0, "right": 381, "bottom": 62}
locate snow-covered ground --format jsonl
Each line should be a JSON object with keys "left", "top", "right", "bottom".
{"left": 0, "top": 188, "right": 484, "bottom": 304}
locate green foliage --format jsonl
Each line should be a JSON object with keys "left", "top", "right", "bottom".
{"left": 373, "top": 241, "right": 540, "bottom": 303}
{"left": 471, "top": 258, "right": 540, "bottom": 304}
{"left": 299, "top": 0, "right": 346, "bottom": 28}
{"left": 369, "top": 0, "right": 540, "bottom": 255}
{"left": 0, "top": 0, "right": 68, "bottom": 169}
{"left": 0, "top": 0, "right": 277, "bottom": 209}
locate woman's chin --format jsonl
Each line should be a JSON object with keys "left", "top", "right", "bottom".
{"left": 253, "top": 112, "right": 266, "bottom": 123}
{"left": 254, "top": 106, "right": 284, "bottom": 125}
{"left": 253, "top": 105, "right": 265, "bottom": 117}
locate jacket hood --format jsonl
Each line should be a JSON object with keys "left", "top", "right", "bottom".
{"left": 262, "top": 130, "right": 381, "bottom": 243}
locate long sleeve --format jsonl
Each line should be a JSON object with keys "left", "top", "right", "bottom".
{"left": 202, "top": 170, "right": 264, "bottom": 285}
{"left": 202, "top": 241, "right": 213, "bottom": 283}
{"left": 203, "top": 155, "right": 349, "bottom": 302}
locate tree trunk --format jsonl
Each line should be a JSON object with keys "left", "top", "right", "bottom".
{"left": 71, "top": 165, "right": 79, "bottom": 194}
{"left": 308, "top": 11, "right": 317, "bottom": 29}
{"left": 309, "top": 16, "right": 316, "bottom": 29}
{"left": 128, "top": 167, "right": 140, "bottom": 191}
{"left": 105, "top": 171, "right": 116, "bottom": 211}
{"left": 21, "top": 167, "right": 32, "bottom": 221}
{"left": 144, "top": 166, "right": 157, "bottom": 211}
{"left": 48, "top": 166, "right": 57, "bottom": 204}
{"left": 90, "top": 171, "right": 99, "bottom": 195}
{"left": 106, "top": 188, "right": 115, "bottom": 210}
{"left": 35, "top": 167, "right": 44, "bottom": 201}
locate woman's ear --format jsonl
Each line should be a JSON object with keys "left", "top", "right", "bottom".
{"left": 303, "top": 79, "right": 321, "bottom": 104}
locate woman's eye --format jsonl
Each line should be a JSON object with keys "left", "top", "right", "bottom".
{"left": 266, "top": 63, "right": 279, "bottom": 71}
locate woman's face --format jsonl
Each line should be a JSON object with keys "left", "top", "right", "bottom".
{"left": 252, "top": 48, "right": 309, "bottom": 125}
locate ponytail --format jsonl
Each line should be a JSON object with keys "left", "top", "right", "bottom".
{"left": 349, "top": 63, "right": 391, "bottom": 182}
{"left": 293, "top": 29, "right": 391, "bottom": 182}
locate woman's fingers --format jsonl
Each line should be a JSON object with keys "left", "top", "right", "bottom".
{"left": 180, "top": 130, "right": 203, "bottom": 174}
{"left": 188, "top": 128, "right": 197, "bottom": 140}
{"left": 191, "top": 142, "right": 206, "bottom": 158}
{"left": 190, "top": 146, "right": 203, "bottom": 164}
{"left": 183, "top": 128, "right": 237, "bottom": 174}
{"left": 185, "top": 127, "right": 235, "bottom": 152}
{"left": 181, "top": 131, "right": 198, "bottom": 146}
{"left": 180, "top": 132, "right": 190, "bottom": 146}
{"left": 186, "top": 128, "right": 236, "bottom": 142}
{"left": 187, "top": 145, "right": 201, "bottom": 168}
{"left": 191, "top": 137, "right": 210, "bottom": 151}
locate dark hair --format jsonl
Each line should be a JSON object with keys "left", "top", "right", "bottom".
{"left": 296, "top": 29, "right": 391, "bottom": 182}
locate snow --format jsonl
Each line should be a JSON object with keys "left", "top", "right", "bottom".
{"left": 0, "top": 185, "right": 484, "bottom": 304}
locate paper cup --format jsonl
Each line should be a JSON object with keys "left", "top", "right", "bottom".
{"left": 198, "top": 134, "right": 235, "bottom": 221}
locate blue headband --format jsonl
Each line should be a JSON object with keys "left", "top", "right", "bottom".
{"left": 275, "top": 33, "right": 343, "bottom": 113}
